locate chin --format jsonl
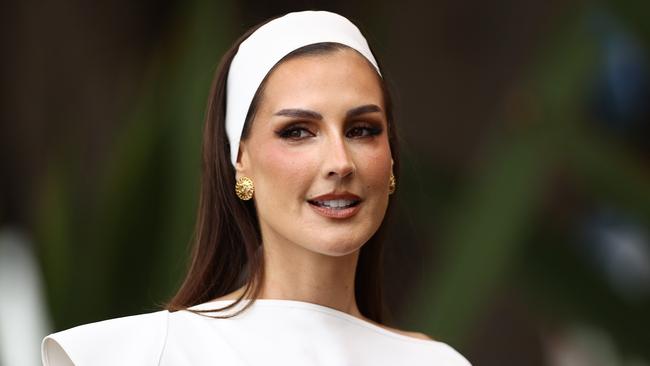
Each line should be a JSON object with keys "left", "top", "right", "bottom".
{"left": 306, "top": 232, "right": 371, "bottom": 257}
{"left": 316, "top": 245, "right": 362, "bottom": 257}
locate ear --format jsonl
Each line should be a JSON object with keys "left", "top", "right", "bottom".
{"left": 235, "top": 140, "right": 251, "bottom": 180}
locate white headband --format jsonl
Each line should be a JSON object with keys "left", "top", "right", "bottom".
{"left": 225, "top": 10, "right": 382, "bottom": 167}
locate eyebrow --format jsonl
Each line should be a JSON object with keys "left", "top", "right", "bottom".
{"left": 345, "top": 104, "right": 382, "bottom": 118}
{"left": 274, "top": 108, "right": 323, "bottom": 120}
{"left": 273, "top": 104, "right": 383, "bottom": 120}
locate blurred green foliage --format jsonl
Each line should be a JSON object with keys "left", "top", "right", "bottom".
{"left": 30, "top": 0, "right": 649, "bottom": 363}
{"left": 37, "top": 0, "right": 235, "bottom": 325}
{"left": 406, "top": 2, "right": 650, "bottom": 359}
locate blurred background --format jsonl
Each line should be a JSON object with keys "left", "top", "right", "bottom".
{"left": 1, "top": 0, "right": 649, "bottom": 365}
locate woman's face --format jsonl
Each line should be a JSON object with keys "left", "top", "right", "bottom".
{"left": 236, "top": 48, "right": 392, "bottom": 257}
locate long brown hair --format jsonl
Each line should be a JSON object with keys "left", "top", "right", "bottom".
{"left": 167, "top": 17, "right": 400, "bottom": 324}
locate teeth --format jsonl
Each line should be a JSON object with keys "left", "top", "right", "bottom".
{"left": 316, "top": 199, "right": 355, "bottom": 208}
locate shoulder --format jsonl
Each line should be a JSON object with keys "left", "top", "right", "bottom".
{"left": 373, "top": 323, "right": 472, "bottom": 365}
{"left": 378, "top": 324, "right": 433, "bottom": 341}
{"left": 41, "top": 310, "right": 169, "bottom": 366}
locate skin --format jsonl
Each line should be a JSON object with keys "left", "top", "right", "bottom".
{"left": 225, "top": 49, "right": 428, "bottom": 340}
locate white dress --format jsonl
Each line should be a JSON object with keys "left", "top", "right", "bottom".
{"left": 41, "top": 299, "right": 471, "bottom": 366}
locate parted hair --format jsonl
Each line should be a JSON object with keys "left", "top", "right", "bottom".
{"left": 166, "top": 16, "right": 400, "bottom": 324}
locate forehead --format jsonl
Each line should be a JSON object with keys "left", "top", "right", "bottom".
{"left": 258, "top": 48, "right": 384, "bottom": 109}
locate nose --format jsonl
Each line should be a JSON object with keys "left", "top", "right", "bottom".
{"left": 324, "top": 134, "right": 355, "bottom": 179}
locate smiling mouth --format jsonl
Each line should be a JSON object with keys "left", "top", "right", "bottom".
{"left": 307, "top": 199, "right": 361, "bottom": 209}
{"left": 307, "top": 198, "right": 362, "bottom": 219}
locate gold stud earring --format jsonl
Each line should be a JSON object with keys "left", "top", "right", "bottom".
{"left": 389, "top": 173, "right": 396, "bottom": 195}
{"left": 235, "top": 176, "right": 254, "bottom": 200}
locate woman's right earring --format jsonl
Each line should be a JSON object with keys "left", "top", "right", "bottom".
{"left": 388, "top": 174, "right": 396, "bottom": 195}
{"left": 235, "top": 176, "right": 254, "bottom": 200}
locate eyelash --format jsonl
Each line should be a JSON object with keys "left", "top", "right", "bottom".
{"left": 276, "top": 123, "right": 383, "bottom": 140}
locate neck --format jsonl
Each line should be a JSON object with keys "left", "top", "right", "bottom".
{"left": 257, "top": 239, "right": 362, "bottom": 318}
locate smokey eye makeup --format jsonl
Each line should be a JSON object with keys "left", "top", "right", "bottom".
{"left": 274, "top": 122, "right": 384, "bottom": 141}
{"left": 276, "top": 124, "right": 315, "bottom": 140}
{"left": 346, "top": 122, "right": 383, "bottom": 138}
{"left": 274, "top": 123, "right": 315, "bottom": 140}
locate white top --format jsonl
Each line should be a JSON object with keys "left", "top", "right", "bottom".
{"left": 42, "top": 299, "right": 471, "bottom": 366}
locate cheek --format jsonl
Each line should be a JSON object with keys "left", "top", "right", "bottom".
{"left": 252, "top": 141, "right": 316, "bottom": 198}
{"left": 356, "top": 142, "right": 392, "bottom": 188}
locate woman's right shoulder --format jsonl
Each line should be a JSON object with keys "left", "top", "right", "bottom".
{"left": 41, "top": 310, "right": 170, "bottom": 366}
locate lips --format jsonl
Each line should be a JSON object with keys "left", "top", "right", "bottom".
{"left": 307, "top": 192, "right": 362, "bottom": 219}
{"left": 310, "top": 199, "right": 359, "bottom": 208}
{"left": 307, "top": 192, "right": 361, "bottom": 208}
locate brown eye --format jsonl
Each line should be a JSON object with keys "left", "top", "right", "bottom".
{"left": 348, "top": 127, "right": 364, "bottom": 138}
{"left": 279, "top": 127, "right": 314, "bottom": 140}
{"left": 346, "top": 125, "right": 383, "bottom": 138}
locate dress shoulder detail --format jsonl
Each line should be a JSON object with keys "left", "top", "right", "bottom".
{"left": 41, "top": 310, "right": 170, "bottom": 366}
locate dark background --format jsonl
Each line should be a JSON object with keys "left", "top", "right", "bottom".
{"left": 2, "top": 0, "right": 649, "bottom": 365}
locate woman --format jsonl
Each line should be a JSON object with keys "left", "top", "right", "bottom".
{"left": 42, "top": 10, "right": 471, "bottom": 366}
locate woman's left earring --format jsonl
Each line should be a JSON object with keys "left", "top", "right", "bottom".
{"left": 235, "top": 176, "right": 254, "bottom": 200}
{"left": 389, "top": 174, "right": 396, "bottom": 195}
